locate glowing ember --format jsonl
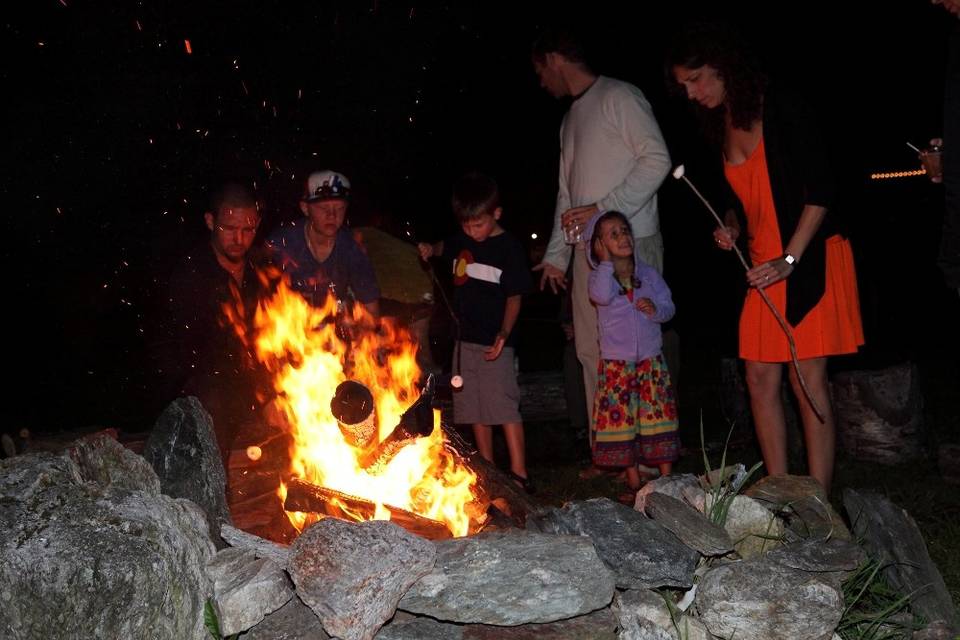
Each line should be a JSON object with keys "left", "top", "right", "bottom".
{"left": 244, "top": 276, "right": 478, "bottom": 537}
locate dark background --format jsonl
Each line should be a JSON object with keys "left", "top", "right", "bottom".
{"left": 3, "top": 1, "right": 957, "bottom": 432}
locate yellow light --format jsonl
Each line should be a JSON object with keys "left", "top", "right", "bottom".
{"left": 870, "top": 168, "right": 927, "bottom": 180}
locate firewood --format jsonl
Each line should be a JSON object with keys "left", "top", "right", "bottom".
{"left": 283, "top": 478, "right": 453, "bottom": 540}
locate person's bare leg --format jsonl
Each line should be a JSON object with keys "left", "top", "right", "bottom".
{"left": 472, "top": 424, "right": 494, "bottom": 463}
{"left": 787, "top": 357, "right": 835, "bottom": 493}
{"left": 502, "top": 422, "right": 527, "bottom": 479}
{"left": 658, "top": 462, "right": 672, "bottom": 477}
{"left": 744, "top": 360, "right": 788, "bottom": 476}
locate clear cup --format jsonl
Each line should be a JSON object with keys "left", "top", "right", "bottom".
{"left": 921, "top": 144, "right": 943, "bottom": 183}
{"left": 563, "top": 222, "right": 583, "bottom": 244}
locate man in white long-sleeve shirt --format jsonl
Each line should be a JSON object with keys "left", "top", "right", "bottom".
{"left": 532, "top": 28, "right": 671, "bottom": 453}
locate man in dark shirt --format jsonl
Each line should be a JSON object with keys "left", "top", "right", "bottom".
{"left": 156, "top": 181, "right": 267, "bottom": 469}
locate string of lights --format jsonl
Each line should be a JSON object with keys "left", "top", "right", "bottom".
{"left": 870, "top": 168, "right": 929, "bottom": 180}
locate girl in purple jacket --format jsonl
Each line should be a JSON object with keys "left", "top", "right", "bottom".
{"left": 586, "top": 211, "right": 680, "bottom": 496}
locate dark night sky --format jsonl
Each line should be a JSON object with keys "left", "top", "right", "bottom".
{"left": 3, "top": 1, "right": 957, "bottom": 431}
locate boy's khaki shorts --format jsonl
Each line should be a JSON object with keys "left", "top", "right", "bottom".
{"left": 452, "top": 342, "right": 521, "bottom": 425}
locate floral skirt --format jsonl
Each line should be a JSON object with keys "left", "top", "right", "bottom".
{"left": 592, "top": 354, "right": 680, "bottom": 468}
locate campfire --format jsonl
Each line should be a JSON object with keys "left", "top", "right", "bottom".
{"left": 240, "top": 277, "right": 482, "bottom": 538}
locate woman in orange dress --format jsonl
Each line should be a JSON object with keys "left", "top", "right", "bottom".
{"left": 668, "top": 23, "right": 863, "bottom": 492}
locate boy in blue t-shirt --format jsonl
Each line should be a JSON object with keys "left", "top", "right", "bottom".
{"left": 266, "top": 170, "right": 380, "bottom": 318}
{"left": 418, "top": 172, "right": 533, "bottom": 491}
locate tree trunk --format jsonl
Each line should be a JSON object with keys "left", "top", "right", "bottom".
{"left": 832, "top": 361, "right": 927, "bottom": 464}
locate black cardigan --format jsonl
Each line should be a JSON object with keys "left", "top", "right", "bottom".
{"left": 723, "top": 85, "right": 839, "bottom": 327}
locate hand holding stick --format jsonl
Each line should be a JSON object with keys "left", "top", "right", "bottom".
{"left": 671, "top": 165, "right": 825, "bottom": 423}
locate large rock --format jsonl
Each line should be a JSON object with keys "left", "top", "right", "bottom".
{"left": 766, "top": 538, "right": 864, "bottom": 573}
{"left": 614, "top": 589, "right": 673, "bottom": 640}
{"left": 644, "top": 492, "right": 733, "bottom": 556}
{"left": 207, "top": 547, "right": 295, "bottom": 636}
{"left": 530, "top": 498, "right": 698, "bottom": 589}
{"left": 376, "top": 609, "right": 617, "bottom": 639}
{"left": 913, "top": 620, "right": 958, "bottom": 640}
{"left": 633, "top": 473, "right": 699, "bottom": 513}
{"left": 244, "top": 596, "right": 330, "bottom": 640}
{"left": 844, "top": 489, "right": 959, "bottom": 631}
{"left": 221, "top": 523, "right": 291, "bottom": 568}
{"left": 695, "top": 557, "right": 843, "bottom": 640}
{"left": 66, "top": 431, "right": 161, "bottom": 493}
{"left": 399, "top": 529, "right": 614, "bottom": 625}
{"left": 613, "top": 589, "right": 711, "bottom": 640}
{"left": 0, "top": 436, "right": 216, "bottom": 639}
{"left": 288, "top": 518, "right": 436, "bottom": 640}
{"left": 143, "top": 396, "right": 232, "bottom": 545}
{"left": 715, "top": 494, "right": 785, "bottom": 558}
{"left": 745, "top": 475, "right": 851, "bottom": 541}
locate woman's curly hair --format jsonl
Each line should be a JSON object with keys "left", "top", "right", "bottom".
{"left": 665, "top": 21, "right": 768, "bottom": 144}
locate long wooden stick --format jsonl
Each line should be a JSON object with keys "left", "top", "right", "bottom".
{"left": 677, "top": 172, "right": 825, "bottom": 423}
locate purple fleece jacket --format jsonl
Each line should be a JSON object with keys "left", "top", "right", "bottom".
{"left": 586, "top": 213, "right": 676, "bottom": 363}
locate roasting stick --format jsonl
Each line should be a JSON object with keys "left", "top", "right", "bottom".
{"left": 404, "top": 223, "right": 463, "bottom": 389}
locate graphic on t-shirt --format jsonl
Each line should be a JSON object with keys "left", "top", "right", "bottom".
{"left": 453, "top": 249, "right": 502, "bottom": 286}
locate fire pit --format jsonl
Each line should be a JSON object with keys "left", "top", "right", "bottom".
{"left": 234, "top": 278, "right": 489, "bottom": 540}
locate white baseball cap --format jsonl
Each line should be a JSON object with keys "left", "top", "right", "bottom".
{"left": 303, "top": 170, "right": 351, "bottom": 202}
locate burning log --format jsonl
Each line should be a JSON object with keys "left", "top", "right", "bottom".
{"left": 330, "top": 380, "right": 378, "bottom": 449}
{"left": 283, "top": 478, "right": 453, "bottom": 540}
{"left": 358, "top": 375, "right": 436, "bottom": 471}
{"left": 334, "top": 374, "right": 542, "bottom": 526}
{"left": 331, "top": 375, "right": 441, "bottom": 473}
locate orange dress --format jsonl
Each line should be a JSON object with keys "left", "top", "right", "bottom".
{"left": 724, "top": 138, "right": 864, "bottom": 362}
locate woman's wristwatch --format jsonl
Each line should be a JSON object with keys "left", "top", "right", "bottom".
{"left": 783, "top": 253, "right": 798, "bottom": 266}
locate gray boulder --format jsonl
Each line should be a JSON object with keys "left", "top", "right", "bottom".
{"left": 399, "top": 529, "right": 615, "bottom": 625}
{"left": 531, "top": 498, "right": 698, "bottom": 589}
{"left": 613, "top": 589, "right": 711, "bottom": 640}
{"left": 244, "top": 596, "right": 330, "bottom": 640}
{"left": 643, "top": 492, "right": 733, "bottom": 556}
{"left": 745, "top": 475, "right": 851, "bottom": 541}
{"left": 221, "top": 523, "right": 291, "bottom": 568}
{"left": 207, "top": 547, "right": 295, "bottom": 636}
{"left": 766, "top": 538, "right": 865, "bottom": 573}
{"left": 714, "top": 494, "right": 785, "bottom": 558}
{"left": 844, "top": 489, "right": 958, "bottom": 632}
{"left": 288, "top": 518, "right": 436, "bottom": 640}
{"left": 377, "top": 609, "right": 617, "bottom": 639}
{"left": 0, "top": 435, "right": 215, "bottom": 639}
{"left": 633, "top": 474, "right": 699, "bottom": 513}
{"left": 143, "top": 396, "right": 232, "bottom": 545}
{"left": 695, "top": 557, "right": 843, "bottom": 640}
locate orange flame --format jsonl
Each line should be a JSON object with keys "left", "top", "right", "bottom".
{"left": 248, "top": 277, "right": 477, "bottom": 537}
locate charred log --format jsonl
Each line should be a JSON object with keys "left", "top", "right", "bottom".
{"left": 283, "top": 478, "right": 453, "bottom": 540}
{"left": 330, "top": 380, "right": 378, "bottom": 449}
{"left": 357, "top": 375, "right": 436, "bottom": 470}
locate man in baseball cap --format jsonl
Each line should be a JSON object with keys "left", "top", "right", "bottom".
{"left": 267, "top": 170, "right": 380, "bottom": 317}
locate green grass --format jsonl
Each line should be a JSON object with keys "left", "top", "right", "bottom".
{"left": 837, "top": 558, "right": 918, "bottom": 640}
